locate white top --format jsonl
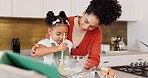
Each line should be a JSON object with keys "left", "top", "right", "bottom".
{"left": 37, "top": 36, "right": 73, "bottom": 65}
{"left": 72, "top": 17, "right": 86, "bottom": 48}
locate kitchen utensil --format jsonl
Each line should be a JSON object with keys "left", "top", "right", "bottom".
{"left": 58, "top": 33, "right": 66, "bottom": 75}
{"left": 68, "top": 68, "right": 96, "bottom": 78}
{"left": 53, "top": 56, "right": 86, "bottom": 77}
{"left": 113, "top": 36, "right": 125, "bottom": 51}
{"left": 139, "top": 41, "right": 148, "bottom": 48}
{"left": 11, "top": 38, "right": 20, "bottom": 54}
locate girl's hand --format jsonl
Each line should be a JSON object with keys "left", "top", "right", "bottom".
{"left": 58, "top": 43, "right": 67, "bottom": 51}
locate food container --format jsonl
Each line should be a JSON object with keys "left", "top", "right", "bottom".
{"left": 53, "top": 56, "right": 86, "bottom": 77}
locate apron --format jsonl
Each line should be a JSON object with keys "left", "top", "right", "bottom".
{"left": 51, "top": 43, "right": 70, "bottom": 58}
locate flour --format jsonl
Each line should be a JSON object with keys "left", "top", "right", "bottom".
{"left": 59, "top": 67, "right": 82, "bottom": 76}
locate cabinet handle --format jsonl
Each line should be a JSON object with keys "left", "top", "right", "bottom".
{"left": 138, "top": 59, "right": 143, "bottom": 61}
{"left": 104, "top": 61, "right": 109, "bottom": 63}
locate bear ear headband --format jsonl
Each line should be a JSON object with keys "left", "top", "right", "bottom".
{"left": 52, "top": 19, "right": 70, "bottom": 26}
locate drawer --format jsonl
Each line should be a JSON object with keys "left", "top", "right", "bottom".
{"left": 100, "top": 55, "right": 128, "bottom": 67}
{"left": 127, "top": 54, "right": 148, "bottom": 64}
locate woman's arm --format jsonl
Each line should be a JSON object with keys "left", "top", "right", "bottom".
{"left": 88, "top": 28, "right": 102, "bottom": 68}
{"left": 31, "top": 44, "right": 40, "bottom": 57}
{"left": 31, "top": 34, "right": 50, "bottom": 56}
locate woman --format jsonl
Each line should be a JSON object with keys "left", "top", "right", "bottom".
{"left": 32, "top": 0, "right": 122, "bottom": 77}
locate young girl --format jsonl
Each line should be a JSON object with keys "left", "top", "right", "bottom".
{"left": 34, "top": 11, "right": 73, "bottom": 65}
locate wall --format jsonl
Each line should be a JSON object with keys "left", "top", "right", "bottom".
{"left": 0, "top": 18, "right": 48, "bottom": 50}
{"left": 100, "top": 22, "right": 127, "bottom": 45}
{"left": 128, "top": 0, "right": 148, "bottom": 51}
{"left": 0, "top": 18, "right": 127, "bottom": 50}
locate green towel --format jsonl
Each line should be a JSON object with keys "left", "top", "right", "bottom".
{"left": 0, "top": 51, "right": 61, "bottom": 78}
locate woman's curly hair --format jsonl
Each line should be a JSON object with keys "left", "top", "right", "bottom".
{"left": 86, "top": 0, "right": 122, "bottom": 25}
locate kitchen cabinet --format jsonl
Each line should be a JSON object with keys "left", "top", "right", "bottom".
{"left": 44, "top": 0, "right": 71, "bottom": 17}
{"left": 0, "top": 0, "right": 11, "bottom": 17}
{"left": 100, "top": 55, "right": 128, "bottom": 67}
{"left": 117, "top": 0, "right": 138, "bottom": 21}
{"left": 71, "top": 0, "right": 90, "bottom": 16}
{"left": 127, "top": 54, "right": 148, "bottom": 65}
{"left": 0, "top": 0, "right": 138, "bottom": 20}
{"left": 71, "top": 0, "right": 138, "bottom": 21}
{"left": 100, "top": 52, "right": 148, "bottom": 67}
{"left": 12, "top": 0, "right": 44, "bottom": 18}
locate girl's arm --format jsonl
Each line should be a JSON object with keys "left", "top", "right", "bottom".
{"left": 33, "top": 43, "right": 67, "bottom": 57}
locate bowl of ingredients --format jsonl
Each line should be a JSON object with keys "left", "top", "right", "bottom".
{"left": 53, "top": 56, "right": 86, "bottom": 77}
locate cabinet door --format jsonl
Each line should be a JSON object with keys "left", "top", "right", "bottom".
{"left": 117, "top": 0, "right": 138, "bottom": 21}
{"left": 12, "top": 0, "right": 44, "bottom": 18}
{"left": 71, "top": 0, "right": 138, "bottom": 21}
{"left": 71, "top": 0, "right": 90, "bottom": 16}
{"left": 127, "top": 54, "right": 148, "bottom": 65}
{"left": 0, "top": 0, "right": 11, "bottom": 17}
{"left": 100, "top": 55, "right": 128, "bottom": 67}
{"left": 44, "top": 0, "right": 71, "bottom": 17}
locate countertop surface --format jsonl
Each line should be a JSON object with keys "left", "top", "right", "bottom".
{"left": 62, "top": 70, "right": 146, "bottom": 78}
{"left": 2, "top": 49, "right": 147, "bottom": 78}
{"left": 95, "top": 70, "right": 145, "bottom": 78}
{"left": 18, "top": 49, "right": 148, "bottom": 57}
{"left": 113, "top": 70, "right": 145, "bottom": 78}
{"left": 101, "top": 50, "right": 148, "bottom": 57}
{"left": 19, "top": 49, "right": 147, "bottom": 78}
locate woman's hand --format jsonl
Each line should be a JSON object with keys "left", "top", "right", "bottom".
{"left": 83, "top": 57, "right": 96, "bottom": 71}
{"left": 58, "top": 43, "right": 67, "bottom": 51}
{"left": 31, "top": 44, "right": 40, "bottom": 56}
{"left": 83, "top": 59, "right": 91, "bottom": 70}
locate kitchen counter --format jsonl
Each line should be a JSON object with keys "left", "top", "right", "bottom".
{"left": 18, "top": 49, "right": 148, "bottom": 58}
{"left": 19, "top": 49, "right": 148, "bottom": 78}
{"left": 2, "top": 50, "right": 147, "bottom": 78}
{"left": 96, "top": 70, "right": 144, "bottom": 78}
{"left": 20, "top": 49, "right": 43, "bottom": 60}
{"left": 114, "top": 70, "right": 145, "bottom": 78}
{"left": 62, "top": 70, "right": 145, "bottom": 78}
{"left": 101, "top": 50, "right": 148, "bottom": 57}
{"left": 1, "top": 49, "right": 43, "bottom": 60}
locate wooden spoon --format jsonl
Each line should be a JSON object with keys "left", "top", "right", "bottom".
{"left": 58, "top": 33, "right": 66, "bottom": 75}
